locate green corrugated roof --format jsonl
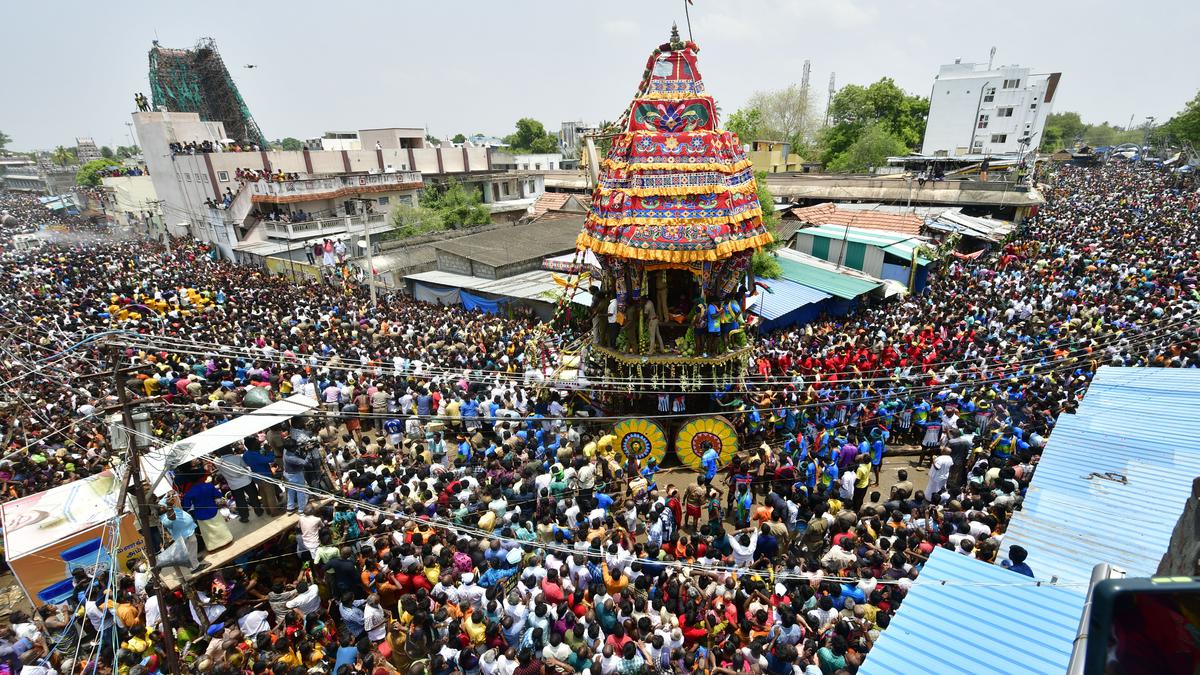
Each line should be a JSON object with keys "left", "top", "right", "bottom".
{"left": 801, "top": 224, "right": 933, "bottom": 265}
{"left": 775, "top": 256, "right": 882, "bottom": 299}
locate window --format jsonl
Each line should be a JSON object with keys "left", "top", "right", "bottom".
{"left": 534, "top": 163, "right": 542, "bottom": 170}
{"left": 977, "top": 114, "right": 989, "bottom": 129}
{"left": 1003, "top": 78, "right": 1021, "bottom": 88}
{"left": 217, "top": 171, "right": 229, "bottom": 181}
{"left": 377, "top": 196, "right": 389, "bottom": 205}
{"left": 400, "top": 195, "right": 414, "bottom": 206}
{"left": 983, "top": 88, "right": 995, "bottom": 103}
{"left": 502, "top": 182, "right": 510, "bottom": 196}
{"left": 997, "top": 107, "right": 1014, "bottom": 118}
{"left": 990, "top": 134, "right": 1008, "bottom": 143}
{"left": 1029, "top": 103, "right": 1038, "bottom": 110}
{"left": 185, "top": 173, "right": 191, "bottom": 182}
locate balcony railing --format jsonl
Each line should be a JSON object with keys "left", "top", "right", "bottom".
{"left": 249, "top": 171, "right": 422, "bottom": 200}
{"left": 261, "top": 212, "right": 389, "bottom": 239}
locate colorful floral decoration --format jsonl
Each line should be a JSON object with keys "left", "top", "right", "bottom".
{"left": 576, "top": 36, "right": 773, "bottom": 263}
{"left": 613, "top": 418, "right": 668, "bottom": 466}
{"left": 674, "top": 416, "right": 739, "bottom": 471}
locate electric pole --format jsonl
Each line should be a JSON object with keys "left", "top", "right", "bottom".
{"left": 355, "top": 197, "right": 378, "bottom": 306}
{"left": 109, "top": 348, "right": 181, "bottom": 675}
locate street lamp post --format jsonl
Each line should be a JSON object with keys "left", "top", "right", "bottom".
{"left": 1141, "top": 116, "right": 1156, "bottom": 162}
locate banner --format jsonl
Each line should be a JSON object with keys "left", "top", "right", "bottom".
{"left": 412, "top": 282, "right": 461, "bottom": 306}
{"left": 1, "top": 472, "right": 145, "bottom": 608}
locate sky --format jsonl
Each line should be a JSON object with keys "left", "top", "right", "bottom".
{"left": 4, "top": 0, "right": 1197, "bottom": 151}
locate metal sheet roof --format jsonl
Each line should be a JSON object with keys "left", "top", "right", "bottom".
{"left": 862, "top": 548, "right": 1084, "bottom": 675}
{"left": 925, "top": 208, "right": 1016, "bottom": 243}
{"left": 747, "top": 277, "right": 831, "bottom": 320}
{"left": 798, "top": 223, "right": 933, "bottom": 265}
{"left": 774, "top": 248, "right": 884, "bottom": 299}
{"left": 1000, "top": 366, "right": 1200, "bottom": 587}
{"left": 406, "top": 270, "right": 592, "bottom": 306}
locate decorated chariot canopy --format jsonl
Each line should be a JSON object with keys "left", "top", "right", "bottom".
{"left": 577, "top": 28, "right": 770, "bottom": 369}
{"left": 576, "top": 29, "right": 774, "bottom": 265}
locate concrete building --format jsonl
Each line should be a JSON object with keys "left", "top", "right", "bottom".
{"left": 358, "top": 128, "right": 427, "bottom": 151}
{"left": 491, "top": 152, "right": 563, "bottom": 171}
{"left": 100, "top": 174, "right": 159, "bottom": 229}
{"left": 76, "top": 137, "right": 101, "bottom": 163}
{"left": 747, "top": 140, "right": 805, "bottom": 173}
{"left": 305, "top": 132, "right": 361, "bottom": 152}
{"left": 921, "top": 61, "right": 1061, "bottom": 157}
{"left": 134, "top": 111, "right": 541, "bottom": 260}
{"left": 560, "top": 121, "right": 598, "bottom": 158}
{"left": 0, "top": 156, "right": 44, "bottom": 192}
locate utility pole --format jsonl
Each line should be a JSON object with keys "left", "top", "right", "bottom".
{"left": 356, "top": 197, "right": 378, "bottom": 306}
{"left": 110, "top": 348, "right": 181, "bottom": 675}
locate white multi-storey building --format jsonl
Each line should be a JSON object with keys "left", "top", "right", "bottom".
{"left": 920, "top": 61, "right": 1061, "bottom": 157}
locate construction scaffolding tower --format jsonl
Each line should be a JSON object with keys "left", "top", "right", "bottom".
{"left": 147, "top": 37, "right": 268, "bottom": 148}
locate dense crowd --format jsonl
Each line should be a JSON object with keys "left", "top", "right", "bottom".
{"left": 0, "top": 163, "right": 1196, "bottom": 675}
{"left": 168, "top": 141, "right": 262, "bottom": 156}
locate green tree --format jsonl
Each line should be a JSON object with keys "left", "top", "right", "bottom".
{"left": 750, "top": 170, "right": 782, "bottom": 279}
{"left": 1082, "top": 123, "right": 1119, "bottom": 148}
{"left": 826, "top": 123, "right": 908, "bottom": 173}
{"left": 100, "top": 146, "right": 114, "bottom": 159}
{"left": 116, "top": 145, "right": 140, "bottom": 159}
{"left": 51, "top": 145, "right": 73, "bottom": 167}
{"left": 1162, "top": 91, "right": 1200, "bottom": 146}
{"left": 420, "top": 179, "right": 490, "bottom": 228}
{"left": 385, "top": 203, "right": 446, "bottom": 240}
{"left": 819, "top": 78, "right": 928, "bottom": 165}
{"left": 504, "top": 118, "right": 559, "bottom": 154}
{"left": 452, "top": 133, "right": 467, "bottom": 145}
{"left": 277, "top": 137, "right": 304, "bottom": 151}
{"left": 1040, "top": 112, "right": 1087, "bottom": 150}
{"left": 726, "top": 108, "right": 765, "bottom": 147}
{"left": 75, "top": 158, "right": 122, "bottom": 186}
{"left": 746, "top": 84, "right": 819, "bottom": 153}
{"left": 0, "top": 130, "right": 11, "bottom": 151}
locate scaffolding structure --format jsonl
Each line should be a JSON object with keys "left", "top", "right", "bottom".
{"left": 147, "top": 37, "right": 268, "bottom": 147}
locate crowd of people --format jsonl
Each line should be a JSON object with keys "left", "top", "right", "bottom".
{"left": 168, "top": 141, "right": 262, "bottom": 156}
{"left": 94, "top": 167, "right": 148, "bottom": 179}
{"left": 0, "top": 162, "right": 1196, "bottom": 675}
{"left": 235, "top": 169, "right": 301, "bottom": 184}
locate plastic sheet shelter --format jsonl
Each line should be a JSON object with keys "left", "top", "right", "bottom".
{"left": 141, "top": 394, "right": 318, "bottom": 497}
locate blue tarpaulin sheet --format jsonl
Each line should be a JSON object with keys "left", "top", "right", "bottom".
{"left": 460, "top": 290, "right": 506, "bottom": 314}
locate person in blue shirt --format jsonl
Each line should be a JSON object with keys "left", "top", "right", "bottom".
{"left": 701, "top": 447, "right": 720, "bottom": 481}
{"left": 242, "top": 444, "right": 281, "bottom": 516}
{"left": 159, "top": 504, "right": 202, "bottom": 571}
{"left": 1003, "top": 545, "right": 1035, "bottom": 577}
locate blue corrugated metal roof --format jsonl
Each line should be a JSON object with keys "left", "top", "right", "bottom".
{"left": 862, "top": 548, "right": 1084, "bottom": 675}
{"left": 748, "top": 277, "right": 831, "bottom": 320}
{"left": 1001, "top": 366, "right": 1200, "bottom": 587}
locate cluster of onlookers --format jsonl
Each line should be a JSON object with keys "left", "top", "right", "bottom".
{"left": 0, "top": 162, "right": 1196, "bottom": 674}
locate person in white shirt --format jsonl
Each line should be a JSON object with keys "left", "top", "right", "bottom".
{"left": 285, "top": 581, "right": 321, "bottom": 616}
{"left": 925, "top": 447, "right": 953, "bottom": 501}
{"left": 729, "top": 530, "right": 759, "bottom": 567}
{"left": 364, "top": 594, "right": 387, "bottom": 642}
{"left": 237, "top": 606, "right": 271, "bottom": 639}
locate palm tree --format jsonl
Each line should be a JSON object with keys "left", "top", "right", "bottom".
{"left": 51, "top": 145, "right": 73, "bottom": 167}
